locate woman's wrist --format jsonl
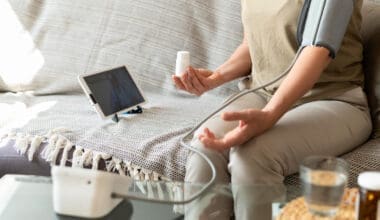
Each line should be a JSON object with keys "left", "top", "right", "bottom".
{"left": 211, "top": 69, "right": 227, "bottom": 87}
{"left": 262, "top": 105, "right": 283, "bottom": 127}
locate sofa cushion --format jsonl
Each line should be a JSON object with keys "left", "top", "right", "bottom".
{"left": 362, "top": 0, "right": 380, "bottom": 137}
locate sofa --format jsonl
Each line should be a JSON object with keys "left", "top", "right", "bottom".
{"left": 0, "top": 0, "right": 379, "bottom": 193}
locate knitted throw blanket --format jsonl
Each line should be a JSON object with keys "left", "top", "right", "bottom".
{"left": 0, "top": 91, "right": 226, "bottom": 181}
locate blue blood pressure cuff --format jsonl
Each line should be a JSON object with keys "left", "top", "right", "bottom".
{"left": 297, "top": 0, "right": 354, "bottom": 58}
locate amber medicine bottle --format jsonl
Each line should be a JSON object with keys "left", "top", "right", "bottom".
{"left": 357, "top": 172, "right": 380, "bottom": 220}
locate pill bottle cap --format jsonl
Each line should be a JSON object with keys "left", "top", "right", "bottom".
{"left": 177, "top": 51, "right": 190, "bottom": 59}
{"left": 358, "top": 172, "right": 380, "bottom": 191}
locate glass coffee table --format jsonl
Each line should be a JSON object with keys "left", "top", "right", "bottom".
{"left": 0, "top": 174, "right": 300, "bottom": 220}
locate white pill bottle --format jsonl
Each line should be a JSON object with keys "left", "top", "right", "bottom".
{"left": 175, "top": 51, "right": 190, "bottom": 76}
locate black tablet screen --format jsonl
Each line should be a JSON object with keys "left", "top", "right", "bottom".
{"left": 83, "top": 67, "right": 145, "bottom": 116}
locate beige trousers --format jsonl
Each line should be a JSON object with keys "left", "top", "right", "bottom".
{"left": 184, "top": 87, "right": 372, "bottom": 220}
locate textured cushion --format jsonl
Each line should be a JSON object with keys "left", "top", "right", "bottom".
{"left": 0, "top": 0, "right": 242, "bottom": 96}
{"left": 362, "top": 0, "right": 380, "bottom": 137}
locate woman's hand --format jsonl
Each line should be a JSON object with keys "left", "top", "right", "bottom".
{"left": 172, "top": 66, "right": 223, "bottom": 96}
{"left": 199, "top": 109, "right": 277, "bottom": 151}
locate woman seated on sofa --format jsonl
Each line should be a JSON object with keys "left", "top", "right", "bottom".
{"left": 172, "top": 0, "right": 372, "bottom": 219}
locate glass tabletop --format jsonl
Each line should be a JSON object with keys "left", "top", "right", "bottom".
{"left": 127, "top": 180, "right": 299, "bottom": 220}
{"left": 0, "top": 175, "right": 300, "bottom": 220}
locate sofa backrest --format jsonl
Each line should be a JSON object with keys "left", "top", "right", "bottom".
{"left": 362, "top": 0, "right": 380, "bottom": 137}
{"left": 0, "top": 0, "right": 243, "bottom": 96}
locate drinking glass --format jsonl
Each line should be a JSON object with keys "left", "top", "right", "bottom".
{"left": 300, "top": 156, "right": 349, "bottom": 217}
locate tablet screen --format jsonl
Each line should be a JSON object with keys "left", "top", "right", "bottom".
{"left": 83, "top": 67, "right": 145, "bottom": 116}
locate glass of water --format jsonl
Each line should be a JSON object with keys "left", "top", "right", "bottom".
{"left": 300, "top": 156, "right": 349, "bottom": 217}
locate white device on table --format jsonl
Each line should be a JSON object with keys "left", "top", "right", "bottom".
{"left": 51, "top": 166, "right": 132, "bottom": 218}
{"left": 77, "top": 66, "right": 147, "bottom": 120}
{"left": 175, "top": 51, "right": 190, "bottom": 76}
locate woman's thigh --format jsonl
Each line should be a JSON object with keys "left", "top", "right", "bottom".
{"left": 185, "top": 92, "right": 267, "bottom": 183}
{"left": 193, "top": 92, "right": 268, "bottom": 140}
{"left": 229, "top": 99, "right": 372, "bottom": 184}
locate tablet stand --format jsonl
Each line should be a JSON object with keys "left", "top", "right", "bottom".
{"left": 112, "top": 114, "right": 120, "bottom": 123}
{"left": 112, "top": 106, "right": 143, "bottom": 123}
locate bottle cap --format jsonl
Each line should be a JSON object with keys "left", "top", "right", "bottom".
{"left": 177, "top": 51, "right": 190, "bottom": 60}
{"left": 358, "top": 172, "right": 380, "bottom": 191}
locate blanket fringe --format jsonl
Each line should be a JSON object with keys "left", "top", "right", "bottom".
{"left": 41, "top": 134, "right": 59, "bottom": 161}
{"left": 28, "top": 135, "right": 43, "bottom": 161}
{"left": 15, "top": 133, "right": 30, "bottom": 155}
{"left": 72, "top": 146, "right": 84, "bottom": 168}
{"left": 60, "top": 141, "right": 74, "bottom": 166}
{"left": 4, "top": 130, "right": 170, "bottom": 183}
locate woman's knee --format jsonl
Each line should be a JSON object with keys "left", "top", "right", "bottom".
{"left": 229, "top": 137, "right": 285, "bottom": 184}
{"left": 185, "top": 139, "right": 230, "bottom": 184}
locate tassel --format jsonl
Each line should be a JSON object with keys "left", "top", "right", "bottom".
{"left": 28, "top": 135, "right": 43, "bottom": 162}
{"left": 125, "top": 161, "right": 133, "bottom": 177}
{"left": 153, "top": 171, "right": 160, "bottom": 181}
{"left": 92, "top": 153, "right": 102, "bottom": 170}
{"left": 72, "top": 146, "right": 84, "bottom": 168}
{"left": 60, "top": 142, "right": 73, "bottom": 166}
{"left": 48, "top": 137, "right": 67, "bottom": 165}
{"left": 0, "top": 133, "right": 8, "bottom": 141}
{"left": 106, "top": 158, "right": 115, "bottom": 172}
{"left": 79, "top": 149, "right": 93, "bottom": 168}
{"left": 142, "top": 169, "right": 153, "bottom": 181}
{"left": 133, "top": 166, "right": 141, "bottom": 181}
{"left": 41, "top": 134, "right": 58, "bottom": 160}
{"left": 14, "top": 133, "right": 23, "bottom": 152}
{"left": 19, "top": 135, "right": 30, "bottom": 155}
{"left": 114, "top": 158, "right": 125, "bottom": 176}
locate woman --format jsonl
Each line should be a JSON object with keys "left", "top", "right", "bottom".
{"left": 172, "top": 0, "right": 371, "bottom": 219}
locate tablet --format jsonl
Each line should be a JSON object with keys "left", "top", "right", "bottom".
{"left": 78, "top": 66, "right": 146, "bottom": 119}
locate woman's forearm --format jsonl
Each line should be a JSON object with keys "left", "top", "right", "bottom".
{"left": 215, "top": 34, "right": 252, "bottom": 84}
{"left": 263, "top": 46, "right": 331, "bottom": 123}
